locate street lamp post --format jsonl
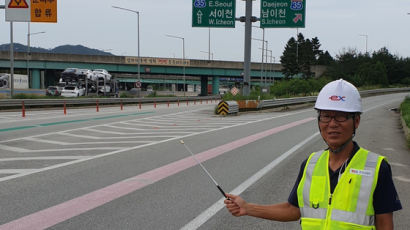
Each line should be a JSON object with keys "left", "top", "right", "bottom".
{"left": 251, "top": 26, "right": 267, "bottom": 89}
{"left": 200, "top": 51, "right": 213, "bottom": 60}
{"left": 252, "top": 37, "right": 268, "bottom": 88}
{"left": 27, "top": 23, "right": 45, "bottom": 88}
{"left": 266, "top": 49, "right": 273, "bottom": 85}
{"left": 208, "top": 27, "right": 211, "bottom": 62}
{"left": 166, "top": 34, "right": 185, "bottom": 96}
{"left": 112, "top": 6, "right": 141, "bottom": 95}
{"left": 359, "top": 34, "right": 368, "bottom": 54}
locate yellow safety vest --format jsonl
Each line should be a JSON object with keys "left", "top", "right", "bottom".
{"left": 296, "top": 148, "right": 385, "bottom": 230}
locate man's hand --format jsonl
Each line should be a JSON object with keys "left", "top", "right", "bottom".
{"left": 224, "top": 194, "right": 247, "bottom": 217}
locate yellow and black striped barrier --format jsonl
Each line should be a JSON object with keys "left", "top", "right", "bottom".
{"left": 217, "top": 100, "right": 239, "bottom": 115}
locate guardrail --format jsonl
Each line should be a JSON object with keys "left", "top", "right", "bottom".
{"left": 0, "top": 96, "right": 221, "bottom": 109}
{"left": 258, "top": 87, "right": 410, "bottom": 109}
{"left": 0, "top": 87, "right": 408, "bottom": 110}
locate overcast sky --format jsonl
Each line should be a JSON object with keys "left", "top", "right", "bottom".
{"left": 1, "top": 0, "right": 410, "bottom": 63}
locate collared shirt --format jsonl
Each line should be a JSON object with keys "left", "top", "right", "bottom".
{"left": 288, "top": 142, "right": 402, "bottom": 214}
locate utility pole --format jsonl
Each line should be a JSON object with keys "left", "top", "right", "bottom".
{"left": 242, "top": 0, "right": 253, "bottom": 96}
{"left": 10, "top": 22, "right": 14, "bottom": 97}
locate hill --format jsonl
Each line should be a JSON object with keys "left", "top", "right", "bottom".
{"left": 0, "top": 43, "right": 114, "bottom": 56}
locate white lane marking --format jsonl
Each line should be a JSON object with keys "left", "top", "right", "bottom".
{"left": 0, "top": 108, "right": 210, "bottom": 143}
{"left": 83, "top": 128, "right": 192, "bottom": 135}
{"left": 60, "top": 132, "right": 177, "bottom": 139}
{"left": 25, "top": 137, "right": 149, "bottom": 146}
{"left": 102, "top": 124, "right": 145, "bottom": 130}
{"left": 0, "top": 146, "right": 125, "bottom": 153}
{"left": 390, "top": 162, "right": 409, "bottom": 167}
{"left": 27, "top": 147, "right": 126, "bottom": 152}
{"left": 0, "top": 110, "right": 311, "bottom": 183}
{"left": 394, "top": 176, "right": 410, "bottom": 183}
{"left": 0, "top": 144, "right": 28, "bottom": 153}
{"left": 0, "top": 156, "right": 91, "bottom": 161}
{"left": 363, "top": 98, "right": 404, "bottom": 113}
{"left": 0, "top": 169, "right": 38, "bottom": 174}
{"left": 111, "top": 125, "right": 211, "bottom": 131}
{"left": 383, "top": 148, "right": 395, "bottom": 151}
{"left": 58, "top": 133, "right": 100, "bottom": 140}
{"left": 24, "top": 137, "right": 69, "bottom": 145}
{"left": 180, "top": 132, "right": 320, "bottom": 230}
{"left": 0, "top": 102, "right": 198, "bottom": 123}
{"left": 81, "top": 128, "right": 130, "bottom": 135}
{"left": 121, "top": 122, "right": 222, "bottom": 128}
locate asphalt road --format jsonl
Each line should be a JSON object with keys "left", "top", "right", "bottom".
{"left": 0, "top": 94, "right": 408, "bottom": 230}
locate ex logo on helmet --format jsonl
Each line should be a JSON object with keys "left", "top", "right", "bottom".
{"left": 329, "top": 95, "right": 346, "bottom": 101}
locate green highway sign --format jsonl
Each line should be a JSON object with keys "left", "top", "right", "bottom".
{"left": 260, "top": 0, "right": 306, "bottom": 28}
{"left": 192, "top": 0, "right": 235, "bottom": 28}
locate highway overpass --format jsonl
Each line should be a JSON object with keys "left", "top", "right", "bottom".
{"left": 0, "top": 51, "right": 326, "bottom": 95}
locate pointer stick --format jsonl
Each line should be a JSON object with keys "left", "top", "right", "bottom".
{"left": 180, "top": 140, "right": 227, "bottom": 198}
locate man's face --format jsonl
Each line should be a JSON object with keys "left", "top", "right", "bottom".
{"left": 318, "top": 110, "right": 360, "bottom": 149}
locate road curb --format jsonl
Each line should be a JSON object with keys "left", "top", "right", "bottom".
{"left": 401, "top": 112, "right": 410, "bottom": 143}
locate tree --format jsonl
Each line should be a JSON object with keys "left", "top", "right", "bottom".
{"left": 299, "top": 38, "right": 315, "bottom": 78}
{"left": 372, "top": 47, "right": 401, "bottom": 84}
{"left": 311, "top": 37, "right": 323, "bottom": 63}
{"left": 281, "top": 34, "right": 330, "bottom": 78}
{"left": 357, "top": 61, "right": 388, "bottom": 86}
{"left": 280, "top": 37, "right": 299, "bottom": 78}
{"left": 317, "top": 51, "right": 334, "bottom": 65}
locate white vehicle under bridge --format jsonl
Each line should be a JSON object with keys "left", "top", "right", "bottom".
{"left": 58, "top": 68, "right": 118, "bottom": 97}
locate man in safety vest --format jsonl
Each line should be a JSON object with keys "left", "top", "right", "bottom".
{"left": 224, "top": 79, "right": 402, "bottom": 229}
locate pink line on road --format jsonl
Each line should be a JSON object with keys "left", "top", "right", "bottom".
{"left": 0, "top": 117, "right": 315, "bottom": 230}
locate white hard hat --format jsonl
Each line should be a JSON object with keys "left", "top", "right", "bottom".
{"left": 315, "top": 79, "right": 362, "bottom": 113}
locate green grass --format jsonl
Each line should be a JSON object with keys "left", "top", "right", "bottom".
{"left": 400, "top": 97, "right": 410, "bottom": 147}
{"left": 401, "top": 97, "right": 410, "bottom": 128}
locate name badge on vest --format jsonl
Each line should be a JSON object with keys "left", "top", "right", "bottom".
{"left": 350, "top": 168, "right": 372, "bottom": 176}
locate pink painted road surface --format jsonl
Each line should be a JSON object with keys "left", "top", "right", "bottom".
{"left": 0, "top": 117, "right": 315, "bottom": 230}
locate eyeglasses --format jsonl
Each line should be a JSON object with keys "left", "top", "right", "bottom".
{"left": 318, "top": 113, "right": 354, "bottom": 123}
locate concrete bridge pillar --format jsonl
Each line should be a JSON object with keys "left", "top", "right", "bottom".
{"left": 31, "top": 69, "right": 41, "bottom": 89}
{"left": 200, "top": 76, "right": 208, "bottom": 96}
{"left": 212, "top": 76, "right": 219, "bottom": 95}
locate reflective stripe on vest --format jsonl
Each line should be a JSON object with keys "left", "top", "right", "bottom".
{"left": 331, "top": 152, "right": 379, "bottom": 225}
{"left": 300, "top": 149, "right": 381, "bottom": 226}
{"left": 300, "top": 150, "right": 325, "bottom": 218}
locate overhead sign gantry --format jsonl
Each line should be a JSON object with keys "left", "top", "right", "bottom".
{"left": 192, "top": 0, "right": 236, "bottom": 28}
{"left": 191, "top": 0, "right": 307, "bottom": 96}
{"left": 260, "top": 0, "right": 306, "bottom": 28}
